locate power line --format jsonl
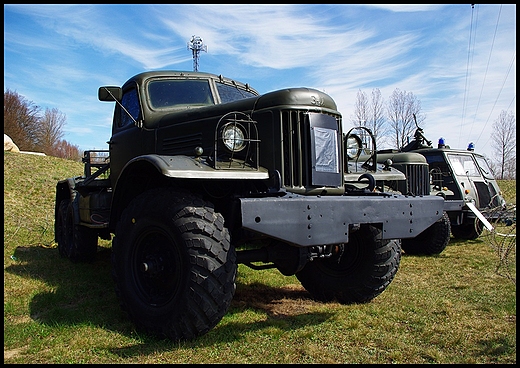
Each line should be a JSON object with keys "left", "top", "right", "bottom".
{"left": 477, "top": 52, "right": 516, "bottom": 147}
{"left": 458, "top": 4, "right": 477, "bottom": 147}
{"left": 469, "top": 4, "right": 501, "bottom": 140}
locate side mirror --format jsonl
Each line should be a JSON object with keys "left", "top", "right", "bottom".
{"left": 98, "top": 86, "right": 122, "bottom": 102}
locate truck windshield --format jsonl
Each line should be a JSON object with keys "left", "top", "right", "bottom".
{"left": 447, "top": 153, "right": 480, "bottom": 177}
{"left": 148, "top": 79, "right": 214, "bottom": 109}
{"left": 474, "top": 155, "right": 496, "bottom": 180}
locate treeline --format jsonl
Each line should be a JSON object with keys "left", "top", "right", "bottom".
{"left": 4, "top": 89, "right": 82, "bottom": 161}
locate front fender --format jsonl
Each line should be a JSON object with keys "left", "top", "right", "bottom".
{"left": 124, "top": 154, "right": 269, "bottom": 180}
{"left": 109, "top": 154, "right": 270, "bottom": 230}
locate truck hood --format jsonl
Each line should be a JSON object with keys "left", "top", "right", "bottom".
{"left": 152, "top": 87, "right": 338, "bottom": 129}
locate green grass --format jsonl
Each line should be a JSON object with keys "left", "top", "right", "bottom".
{"left": 498, "top": 179, "right": 517, "bottom": 205}
{"left": 4, "top": 151, "right": 516, "bottom": 363}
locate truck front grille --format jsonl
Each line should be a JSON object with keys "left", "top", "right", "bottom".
{"left": 281, "top": 110, "right": 308, "bottom": 188}
{"left": 280, "top": 110, "right": 341, "bottom": 189}
{"left": 161, "top": 133, "right": 202, "bottom": 155}
{"left": 475, "top": 181, "right": 501, "bottom": 209}
{"left": 404, "top": 164, "right": 430, "bottom": 196}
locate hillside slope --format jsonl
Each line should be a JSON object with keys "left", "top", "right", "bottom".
{"left": 4, "top": 151, "right": 84, "bottom": 259}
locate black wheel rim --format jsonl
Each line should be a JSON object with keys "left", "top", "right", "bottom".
{"left": 317, "top": 241, "right": 363, "bottom": 276}
{"left": 130, "top": 227, "right": 185, "bottom": 307}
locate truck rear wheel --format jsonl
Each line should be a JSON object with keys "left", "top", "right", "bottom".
{"left": 451, "top": 218, "right": 484, "bottom": 240}
{"left": 56, "top": 199, "right": 98, "bottom": 262}
{"left": 111, "top": 188, "right": 236, "bottom": 341}
{"left": 295, "top": 225, "right": 401, "bottom": 304}
{"left": 401, "top": 211, "right": 451, "bottom": 255}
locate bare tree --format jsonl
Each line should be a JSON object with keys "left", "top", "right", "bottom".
{"left": 36, "top": 107, "right": 66, "bottom": 156}
{"left": 4, "top": 89, "right": 41, "bottom": 151}
{"left": 369, "top": 88, "right": 388, "bottom": 148}
{"left": 55, "top": 139, "right": 82, "bottom": 161}
{"left": 491, "top": 110, "right": 516, "bottom": 179}
{"left": 4, "top": 88, "right": 82, "bottom": 160}
{"left": 351, "top": 88, "right": 388, "bottom": 149}
{"left": 387, "top": 88, "right": 424, "bottom": 149}
{"left": 349, "top": 90, "right": 371, "bottom": 149}
{"left": 351, "top": 89, "right": 369, "bottom": 128}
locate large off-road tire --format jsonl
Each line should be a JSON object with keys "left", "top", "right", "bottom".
{"left": 295, "top": 225, "right": 401, "bottom": 304}
{"left": 111, "top": 188, "right": 237, "bottom": 341}
{"left": 56, "top": 199, "right": 69, "bottom": 255}
{"left": 451, "top": 217, "right": 484, "bottom": 240}
{"left": 401, "top": 211, "right": 451, "bottom": 255}
{"left": 57, "top": 199, "right": 98, "bottom": 262}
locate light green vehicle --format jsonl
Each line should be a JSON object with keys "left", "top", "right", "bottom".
{"left": 387, "top": 122, "right": 507, "bottom": 240}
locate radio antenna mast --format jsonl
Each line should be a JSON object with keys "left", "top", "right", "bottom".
{"left": 187, "top": 35, "right": 207, "bottom": 72}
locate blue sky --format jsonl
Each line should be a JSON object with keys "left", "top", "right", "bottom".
{"left": 4, "top": 4, "right": 516, "bottom": 159}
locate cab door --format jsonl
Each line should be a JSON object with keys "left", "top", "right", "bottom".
{"left": 446, "top": 153, "right": 486, "bottom": 208}
{"left": 108, "top": 85, "right": 144, "bottom": 186}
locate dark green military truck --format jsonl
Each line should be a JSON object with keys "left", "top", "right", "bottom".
{"left": 345, "top": 126, "right": 453, "bottom": 256}
{"left": 55, "top": 70, "right": 444, "bottom": 341}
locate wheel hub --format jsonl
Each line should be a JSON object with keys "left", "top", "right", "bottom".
{"left": 141, "top": 255, "right": 164, "bottom": 276}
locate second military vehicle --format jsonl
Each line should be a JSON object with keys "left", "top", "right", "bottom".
{"left": 345, "top": 126, "right": 453, "bottom": 256}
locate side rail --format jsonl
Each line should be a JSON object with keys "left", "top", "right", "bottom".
{"left": 82, "top": 150, "right": 110, "bottom": 185}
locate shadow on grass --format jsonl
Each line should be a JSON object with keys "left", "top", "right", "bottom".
{"left": 5, "top": 245, "right": 136, "bottom": 335}
{"left": 476, "top": 336, "right": 516, "bottom": 360}
{"left": 400, "top": 236, "right": 486, "bottom": 258}
{"left": 108, "top": 282, "right": 334, "bottom": 358}
{"left": 447, "top": 236, "right": 485, "bottom": 247}
{"left": 5, "top": 245, "right": 334, "bottom": 354}
{"left": 109, "top": 309, "right": 334, "bottom": 358}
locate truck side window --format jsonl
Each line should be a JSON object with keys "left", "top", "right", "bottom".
{"left": 217, "top": 82, "right": 257, "bottom": 103}
{"left": 425, "top": 154, "right": 451, "bottom": 176}
{"left": 119, "top": 88, "right": 140, "bottom": 128}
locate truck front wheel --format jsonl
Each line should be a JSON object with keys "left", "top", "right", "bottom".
{"left": 451, "top": 218, "right": 484, "bottom": 240}
{"left": 295, "top": 225, "right": 401, "bottom": 304}
{"left": 56, "top": 199, "right": 98, "bottom": 262}
{"left": 401, "top": 211, "right": 451, "bottom": 255}
{"left": 111, "top": 188, "right": 236, "bottom": 341}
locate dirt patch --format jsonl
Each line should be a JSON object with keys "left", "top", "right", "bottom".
{"left": 232, "top": 283, "right": 321, "bottom": 318}
{"left": 4, "top": 346, "right": 26, "bottom": 361}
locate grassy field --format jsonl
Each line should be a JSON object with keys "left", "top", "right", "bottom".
{"left": 4, "top": 151, "right": 516, "bottom": 363}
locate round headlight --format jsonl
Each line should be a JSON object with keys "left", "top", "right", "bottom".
{"left": 222, "top": 123, "right": 246, "bottom": 152}
{"left": 345, "top": 134, "right": 362, "bottom": 159}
